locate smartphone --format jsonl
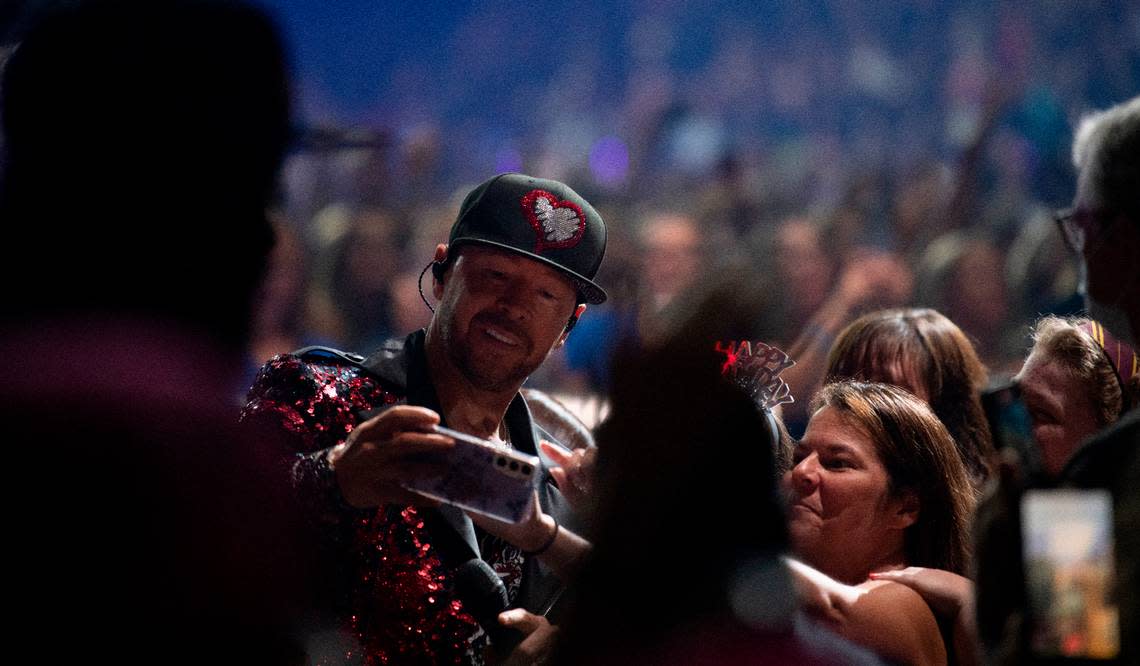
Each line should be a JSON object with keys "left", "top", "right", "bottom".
{"left": 399, "top": 425, "right": 540, "bottom": 524}
{"left": 1021, "top": 489, "right": 1119, "bottom": 661}
{"left": 982, "top": 380, "right": 1045, "bottom": 482}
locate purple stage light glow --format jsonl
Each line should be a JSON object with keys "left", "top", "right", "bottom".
{"left": 588, "top": 136, "right": 629, "bottom": 187}
{"left": 494, "top": 147, "right": 524, "bottom": 174}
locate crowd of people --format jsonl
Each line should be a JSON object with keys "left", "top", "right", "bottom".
{"left": 246, "top": 1, "right": 1140, "bottom": 397}
{"left": 1, "top": 1, "right": 1138, "bottom": 665}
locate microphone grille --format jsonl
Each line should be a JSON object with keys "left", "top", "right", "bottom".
{"left": 453, "top": 559, "right": 509, "bottom": 619}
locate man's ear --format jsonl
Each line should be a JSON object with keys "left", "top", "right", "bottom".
{"left": 555, "top": 304, "right": 588, "bottom": 348}
{"left": 890, "top": 489, "right": 920, "bottom": 530}
{"left": 431, "top": 243, "right": 449, "bottom": 299}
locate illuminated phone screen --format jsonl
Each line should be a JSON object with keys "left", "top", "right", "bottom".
{"left": 1021, "top": 489, "right": 1119, "bottom": 660}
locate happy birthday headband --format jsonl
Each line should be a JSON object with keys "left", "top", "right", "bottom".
{"left": 714, "top": 340, "right": 796, "bottom": 410}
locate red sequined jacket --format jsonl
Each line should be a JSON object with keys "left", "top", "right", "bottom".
{"left": 242, "top": 330, "right": 577, "bottom": 665}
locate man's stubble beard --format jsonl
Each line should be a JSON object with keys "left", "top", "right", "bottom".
{"left": 441, "top": 318, "right": 538, "bottom": 393}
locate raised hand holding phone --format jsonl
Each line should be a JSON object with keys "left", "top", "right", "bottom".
{"left": 398, "top": 424, "right": 540, "bottom": 523}
{"left": 327, "top": 405, "right": 455, "bottom": 508}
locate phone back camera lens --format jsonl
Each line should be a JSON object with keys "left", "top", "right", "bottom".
{"left": 522, "top": 464, "right": 532, "bottom": 475}
{"left": 496, "top": 457, "right": 506, "bottom": 467}
{"left": 509, "top": 461, "right": 519, "bottom": 471}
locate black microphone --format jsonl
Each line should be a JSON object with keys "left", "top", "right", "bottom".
{"left": 452, "top": 559, "right": 525, "bottom": 654}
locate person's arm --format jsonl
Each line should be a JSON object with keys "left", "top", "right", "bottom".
{"left": 240, "top": 354, "right": 382, "bottom": 537}
{"left": 288, "top": 448, "right": 369, "bottom": 539}
{"left": 467, "top": 490, "right": 591, "bottom": 583}
{"left": 870, "top": 567, "right": 978, "bottom": 666}
{"left": 781, "top": 253, "right": 913, "bottom": 420}
{"left": 539, "top": 440, "right": 596, "bottom": 511}
{"left": 786, "top": 558, "right": 947, "bottom": 666}
{"left": 326, "top": 405, "right": 455, "bottom": 508}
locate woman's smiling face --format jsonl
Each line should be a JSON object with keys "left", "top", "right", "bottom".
{"left": 784, "top": 406, "right": 914, "bottom": 583}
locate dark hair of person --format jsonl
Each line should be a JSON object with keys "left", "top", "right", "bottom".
{"left": 556, "top": 289, "right": 792, "bottom": 663}
{"left": 825, "top": 308, "right": 994, "bottom": 487}
{"left": 813, "top": 381, "right": 976, "bottom": 576}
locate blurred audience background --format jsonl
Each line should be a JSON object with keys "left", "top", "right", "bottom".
{"left": 3, "top": 0, "right": 1137, "bottom": 411}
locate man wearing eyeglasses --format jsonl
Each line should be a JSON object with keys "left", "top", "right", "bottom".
{"left": 1057, "top": 96, "right": 1140, "bottom": 349}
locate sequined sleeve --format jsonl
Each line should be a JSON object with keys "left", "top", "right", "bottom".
{"left": 290, "top": 448, "right": 364, "bottom": 539}
{"left": 242, "top": 353, "right": 361, "bottom": 454}
{"left": 241, "top": 353, "right": 394, "bottom": 536}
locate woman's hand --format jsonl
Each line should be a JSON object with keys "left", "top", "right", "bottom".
{"left": 539, "top": 440, "right": 595, "bottom": 510}
{"left": 834, "top": 250, "right": 914, "bottom": 310}
{"left": 869, "top": 567, "right": 973, "bottom": 622}
{"left": 870, "top": 567, "right": 979, "bottom": 666}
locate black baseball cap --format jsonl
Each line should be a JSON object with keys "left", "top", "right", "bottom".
{"left": 447, "top": 173, "right": 608, "bottom": 304}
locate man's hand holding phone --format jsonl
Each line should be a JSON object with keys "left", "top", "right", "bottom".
{"left": 327, "top": 405, "right": 454, "bottom": 508}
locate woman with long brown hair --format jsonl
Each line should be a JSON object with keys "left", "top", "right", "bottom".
{"left": 825, "top": 308, "right": 995, "bottom": 488}
{"left": 786, "top": 381, "right": 977, "bottom": 665}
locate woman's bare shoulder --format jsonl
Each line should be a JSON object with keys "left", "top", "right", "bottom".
{"left": 846, "top": 579, "right": 948, "bottom": 666}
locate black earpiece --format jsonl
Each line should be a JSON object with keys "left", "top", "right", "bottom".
{"left": 431, "top": 259, "right": 447, "bottom": 282}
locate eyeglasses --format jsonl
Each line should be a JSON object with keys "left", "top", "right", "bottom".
{"left": 1053, "top": 207, "right": 1100, "bottom": 254}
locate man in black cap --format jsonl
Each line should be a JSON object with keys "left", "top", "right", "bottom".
{"left": 244, "top": 173, "right": 606, "bottom": 664}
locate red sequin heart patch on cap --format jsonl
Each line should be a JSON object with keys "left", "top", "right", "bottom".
{"left": 520, "top": 189, "right": 586, "bottom": 253}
